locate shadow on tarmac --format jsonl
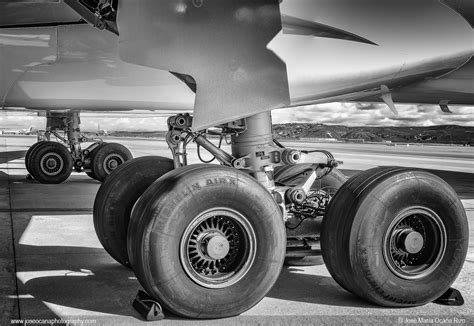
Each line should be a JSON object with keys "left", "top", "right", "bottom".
{"left": 267, "top": 267, "right": 379, "bottom": 308}
{"left": 15, "top": 244, "right": 141, "bottom": 319}
{"left": 0, "top": 150, "right": 26, "bottom": 164}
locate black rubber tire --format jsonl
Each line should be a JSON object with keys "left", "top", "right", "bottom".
{"left": 29, "top": 141, "right": 73, "bottom": 184}
{"left": 90, "top": 143, "right": 133, "bottom": 182}
{"left": 25, "top": 141, "right": 47, "bottom": 175}
{"left": 127, "top": 165, "right": 286, "bottom": 318}
{"left": 85, "top": 143, "right": 105, "bottom": 181}
{"left": 274, "top": 166, "right": 347, "bottom": 266}
{"left": 321, "top": 167, "right": 469, "bottom": 307}
{"left": 93, "top": 156, "right": 174, "bottom": 267}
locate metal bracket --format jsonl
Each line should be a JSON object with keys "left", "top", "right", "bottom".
{"left": 301, "top": 170, "right": 318, "bottom": 195}
{"left": 166, "top": 113, "right": 239, "bottom": 169}
{"left": 132, "top": 290, "right": 165, "bottom": 321}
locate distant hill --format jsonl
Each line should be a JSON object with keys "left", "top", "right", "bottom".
{"left": 106, "top": 124, "right": 473, "bottom": 145}
{"left": 273, "top": 124, "right": 473, "bottom": 145}
{"left": 109, "top": 131, "right": 167, "bottom": 138}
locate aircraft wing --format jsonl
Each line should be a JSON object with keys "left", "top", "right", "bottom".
{"left": 2, "top": 0, "right": 472, "bottom": 131}
{"left": 81, "top": 0, "right": 472, "bottom": 130}
{"left": 0, "top": 1, "right": 195, "bottom": 113}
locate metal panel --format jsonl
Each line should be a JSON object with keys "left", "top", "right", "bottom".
{"left": 2, "top": 25, "right": 195, "bottom": 112}
{"left": 117, "top": 0, "right": 290, "bottom": 131}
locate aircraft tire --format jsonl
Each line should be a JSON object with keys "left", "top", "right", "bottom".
{"left": 127, "top": 165, "right": 285, "bottom": 318}
{"left": 274, "top": 166, "right": 347, "bottom": 266}
{"left": 93, "top": 156, "right": 174, "bottom": 267}
{"left": 29, "top": 141, "right": 73, "bottom": 184}
{"left": 84, "top": 143, "right": 105, "bottom": 180}
{"left": 90, "top": 142, "right": 133, "bottom": 182}
{"left": 25, "top": 141, "right": 47, "bottom": 175}
{"left": 321, "top": 167, "right": 468, "bottom": 307}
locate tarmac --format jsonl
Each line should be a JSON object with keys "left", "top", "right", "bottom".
{"left": 1, "top": 135, "right": 473, "bottom": 325}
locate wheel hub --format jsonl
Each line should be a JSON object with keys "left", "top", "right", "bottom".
{"left": 203, "top": 233, "right": 230, "bottom": 260}
{"left": 108, "top": 159, "right": 118, "bottom": 169}
{"left": 40, "top": 153, "right": 64, "bottom": 176}
{"left": 383, "top": 207, "right": 446, "bottom": 280}
{"left": 103, "top": 154, "right": 124, "bottom": 174}
{"left": 180, "top": 208, "right": 256, "bottom": 288}
{"left": 397, "top": 229, "right": 424, "bottom": 254}
{"left": 46, "top": 158, "right": 57, "bottom": 169}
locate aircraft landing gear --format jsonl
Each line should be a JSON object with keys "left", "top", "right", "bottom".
{"left": 321, "top": 166, "right": 468, "bottom": 307}
{"left": 26, "top": 111, "right": 132, "bottom": 183}
{"left": 93, "top": 111, "right": 468, "bottom": 319}
{"left": 95, "top": 111, "right": 338, "bottom": 318}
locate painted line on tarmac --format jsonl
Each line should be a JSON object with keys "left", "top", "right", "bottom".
{"left": 0, "top": 208, "right": 92, "bottom": 213}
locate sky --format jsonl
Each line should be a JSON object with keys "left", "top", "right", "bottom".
{"left": 0, "top": 103, "right": 472, "bottom": 132}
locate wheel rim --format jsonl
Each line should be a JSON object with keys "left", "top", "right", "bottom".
{"left": 102, "top": 153, "right": 125, "bottom": 174}
{"left": 40, "top": 152, "right": 64, "bottom": 176}
{"left": 180, "top": 208, "right": 256, "bottom": 289}
{"left": 383, "top": 206, "right": 446, "bottom": 280}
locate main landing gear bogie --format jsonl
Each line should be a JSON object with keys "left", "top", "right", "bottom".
{"left": 26, "top": 139, "right": 132, "bottom": 184}
{"left": 26, "top": 111, "right": 133, "bottom": 184}
{"left": 321, "top": 166, "right": 468, "bottom": 307}
{"left": 92, "top": 112, "right": 468, "bottom": 319}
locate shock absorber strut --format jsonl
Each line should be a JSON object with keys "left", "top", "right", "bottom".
{"left": 231, "top": 112, "right": 276, "bottom": 187}
{"left": 44, "top": 111, "right": 104, "bottom": 172}
{"left": 66, "top": 111, "right": 83, "bottom": 167}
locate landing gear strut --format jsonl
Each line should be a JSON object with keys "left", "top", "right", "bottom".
{"left": 93, "top": 110, "right": 468, "bottom": 319}
{"left": 26, "top": 111, "right": 132, "bottom": 183}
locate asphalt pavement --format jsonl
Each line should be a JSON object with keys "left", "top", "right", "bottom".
{"left": 1, "top": 136, "right": 473, "bottom": 325}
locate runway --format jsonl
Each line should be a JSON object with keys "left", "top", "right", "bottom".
{"left": 1, "top": 135, "right": 473, "bottom": 325}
